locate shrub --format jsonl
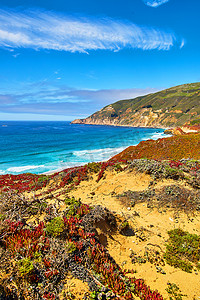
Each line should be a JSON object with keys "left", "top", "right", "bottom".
{"left": 18, "top": 258, "right": 34, "bottom": 276}
{"left": 87, "top": 162, "right": 101, "bottom": 173}
{"left": 65, "top": 241, "right": 77, "bottom": 253}
{"left": 46, "top": 217, "right": 64, "bottom": 236}
{"left": 65, "top": 196, "right": 80, "bottom": 206}
{"left": 166, "top": 282, "right": 186, "bottom": 300}
{"left": 164, "top": 229, "right": 200, "bottom": 272}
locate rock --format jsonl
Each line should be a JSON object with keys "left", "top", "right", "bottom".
{"left": 130, "top": 200, "right": 135, "bottom": 207}
{"left": 164, "top": 129, "right": 173, "bottom": 135}
{"left": 133, "top": 211, "right": 140, "bottom": 217}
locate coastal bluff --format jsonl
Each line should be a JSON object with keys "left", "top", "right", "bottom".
{"left": 71, "top": 82, "right": 200, "bottom": 129}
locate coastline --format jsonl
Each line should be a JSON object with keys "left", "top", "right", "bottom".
{"left": 0, "top": 121, "right": 168, "bottom": 176}
{"left": 1, "top": 131, "right": 200, "bottom": 299}
{"left": 71, "top": 120, "right": 169, "bottom": 130}
{"left": 42, "top": 130, "right": 172, "bottom": 176}
{"left": 42, "top": 163, "right": 87, "bottom": 175}
{"left": 41, "top": 130, "right": 171, "bottom": 176}
{"left": 1, "top": 140, "right": 200, "bottom": 299}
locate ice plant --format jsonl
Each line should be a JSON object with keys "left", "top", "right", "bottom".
{"left": 3, "top": 221, "right": 50, "bottom": 258}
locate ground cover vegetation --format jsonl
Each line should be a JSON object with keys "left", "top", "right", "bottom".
{"left": 0, "top": 193, "right": 164, "bottom": 299}
{"left": 0, "top": 159, "right": 165, "bottom": 299}
{"left": 112, "top": 133, "right": 200, "bottom": 162}
{"left": 0, "top": 134, "right": 200, "bottom": 299}
{"left": 164, "top": 229, "right": 200, "bottom": 273}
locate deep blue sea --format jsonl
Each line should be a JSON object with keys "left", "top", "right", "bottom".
{"left": 0, "top": 121, "right": 166, "bottom": 175}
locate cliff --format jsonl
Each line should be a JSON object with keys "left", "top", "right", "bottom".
{"left": 72, "top": 82, "right": 200, "bottom": 128}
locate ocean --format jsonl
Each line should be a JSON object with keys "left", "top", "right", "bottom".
{"left": 0, "top": 121, "right": 166, "bottom": 175}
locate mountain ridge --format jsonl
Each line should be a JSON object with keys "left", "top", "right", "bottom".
{"left": 72, "top": 82, "right": 200, "bottom": 128}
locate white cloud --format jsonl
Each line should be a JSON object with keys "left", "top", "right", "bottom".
{"left": 0, "top": 80, "right": 166, "bottom": 119}
{"left": 0, "top": 85, "right": 160, "bottom": 108}
{"left": 0, "top": 8, "right": 176, "bottom": 52}
{"left": 180, "top": 39, "right": 185, "bottom": 49}
{"left": 143, "top": 0, "right": 170, "bottom": 8}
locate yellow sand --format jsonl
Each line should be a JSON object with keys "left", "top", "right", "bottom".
{"left": 67, "top": 168, "right": 200, "bottom": 299}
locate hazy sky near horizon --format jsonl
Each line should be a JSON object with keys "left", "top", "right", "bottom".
{"left": 0, "top": 0, "right": 199, "bottom": 120}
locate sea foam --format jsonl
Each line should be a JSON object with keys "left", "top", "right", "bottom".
{"left": 0, "top": 121, "right": 166, "bottom": 175}
{"left": 7, "top": 165, "right": 45, "bottom": 173}
{"left": 73, "top": 146, "right": 126, "bottom": 161}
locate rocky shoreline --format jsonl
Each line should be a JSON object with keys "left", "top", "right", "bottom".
{"left": 71, "top": 118, "right": 168, "bottom": 129}
{"left": 72, "top": 118, "right": 200, "bottom": 136}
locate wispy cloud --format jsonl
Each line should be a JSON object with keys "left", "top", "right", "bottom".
{"left": 0, "top": 83, "right": 160, "bottom": 117}
{"left": 180, "top": 39, "right": 185, "bottom": 49}
{"left": 143, "top": 0, "right": 170, "bottom": 8}
{"left": 0, "top": 8, "right": 177, "bottom": 53}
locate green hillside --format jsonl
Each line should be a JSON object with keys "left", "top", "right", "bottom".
{"left": 72, "top": 82, "right": 200, "bottom": 128}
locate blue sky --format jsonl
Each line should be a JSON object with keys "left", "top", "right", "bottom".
{"left": 0, "top": 0, "right": 199, "bottom": 120}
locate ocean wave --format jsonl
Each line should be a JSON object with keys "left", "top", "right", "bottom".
{"left": 0, "top": 122, "right": 167, "bottom": 175}
{"left": 73, "top": 146, "right": 126, "bottom": 159}
{"left": 7, "top": 165, "right": 45, "bottom": 173}
{"left": 73, "top": 132, "right": 167, "bottom": 161}
{"left": 149, "top": 132, "right": 166, "bottom": 140}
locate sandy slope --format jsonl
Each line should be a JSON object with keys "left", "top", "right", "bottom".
{"left": 67, "top": 168, "right": 200, "bottom": 299}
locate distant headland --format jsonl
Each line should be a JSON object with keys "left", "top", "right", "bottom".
{"left": 72, "top": 82, "right": 200, "bottom": 131}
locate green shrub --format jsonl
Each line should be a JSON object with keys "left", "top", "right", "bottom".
{"left": 0, "top": 214, "right": 5, "bottom": 221}
{"left": 164, "top": 166, "right": 179, "bottom": 177}
{"left": 18, "top": 258, "right": 34, "bottom": 276}
{"left": 65, "top": 196, "right": 80, "bottom": 206}
{"left": 38, "top": 175, "right": 48, "bottom": 183}
{"left": 87, "top": 162, "right": 101, "bottom": 173}
{"left": 166, "top": 282, "right": 186, "bottom": 300}
{"left": 65, "top": 196, "right": 82, "bottom": 218}
{"left": 66, "top": 241, "right": 76, "bottom": 253}
{"left": 114, "top": 163, "right": 123, "bottom": 172}
{"left": 190, "top": 118, "right": 200, "bottom": 125}
{"left": 46, "top": 216, "right": 64, "bottom": 236}
{"left": 164, "top": 228, "right": 200, "bottom": 272}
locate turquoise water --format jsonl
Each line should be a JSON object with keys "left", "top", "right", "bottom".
{"left": 0, "top": 121, "right": 165, "bottom": 175}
